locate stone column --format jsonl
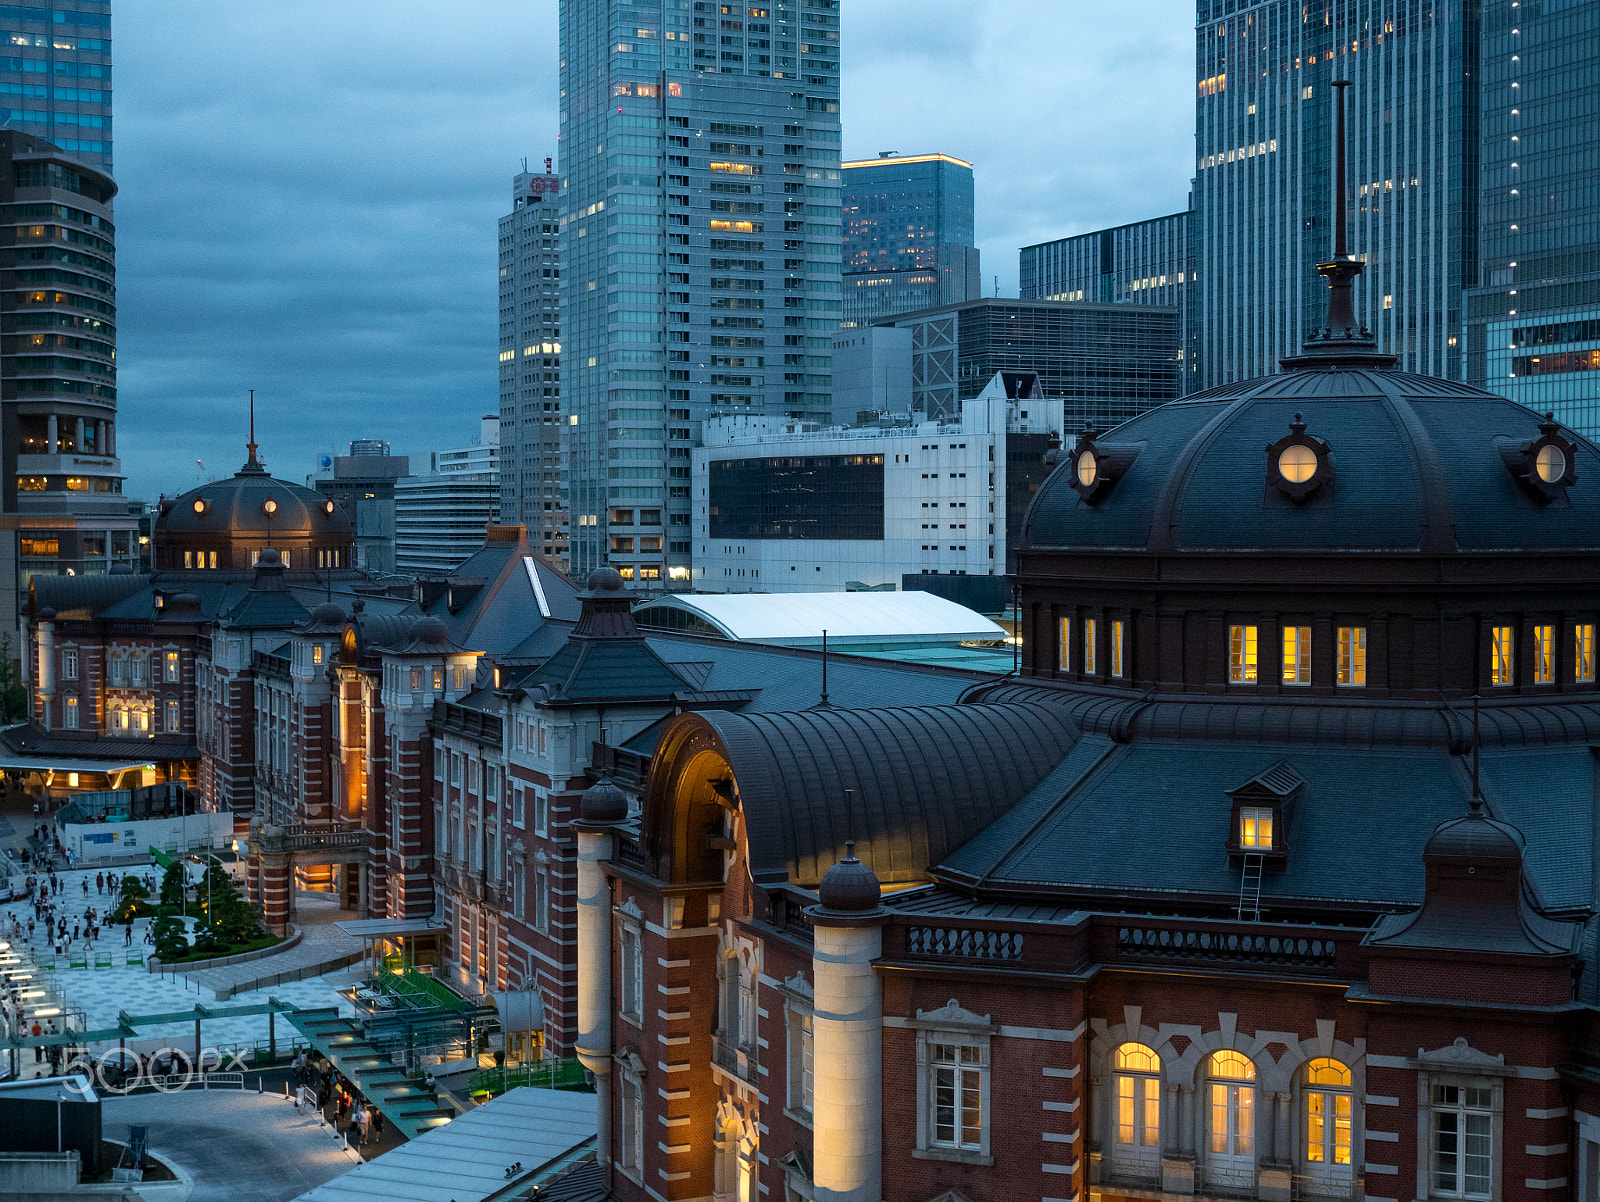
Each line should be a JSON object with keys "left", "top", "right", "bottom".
{"left": 74, "top": 416, "right": 84, "bottom": 453}
{"left": 810, "top": 916, "right": 885, "bottom": 1202}
{"left": 259, "top": 852, "right": 291, "bottom": 933}
{"left": 36, "top": 618, "right": 54, "bottom": 725}
{"left": 46, "top": 413, "right": 57, "bottom": 453}
{"left": 574, "top": 823, "right": 615, "bottom": 1167}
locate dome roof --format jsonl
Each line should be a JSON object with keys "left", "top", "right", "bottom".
{"left": 816, "top": 845, "right": 882, "bottom": 915}
{"left": 580, "top": 779, "right": 629, "bottom": 824}
{"left": 413, "top": 616, "right": 449, "bottom": 645}
{"left": 309, "top": 601, "right": 347, "bottom": 627}
{"left": 1025, "top": 367, "right": 1600, "bottom": 555}
{"left": 1424, "top": 803, "right": 1525, "bottom": 864}
{"left": 158, "top": 461, "right": 352, "bottom": 542}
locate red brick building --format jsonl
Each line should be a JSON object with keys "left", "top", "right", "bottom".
{"left": 563, "top": 259, "right": 1600, "bottom": 1202}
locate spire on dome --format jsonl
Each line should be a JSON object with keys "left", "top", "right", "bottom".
{"left": 1281, "top": 80, "right": 1397, "bottom": 371}
{"left": 241, "top": 388, "right": 268, "bottom": 475}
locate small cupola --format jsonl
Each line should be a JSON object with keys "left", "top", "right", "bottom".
{"left": 814, "top": 840, "right": 883, "bottom": 918}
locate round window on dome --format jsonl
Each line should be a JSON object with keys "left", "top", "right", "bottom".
{"left": 191, "top": 499, "right": 205, "bottom": 515}
{"left": 323, "top": 500, "right": 335, "bottom": 516}
{"left": 1278, "top": 444, "right": 1318, "bottom": 484}
{"left": 1076, "top": 450, "right": 1098, "bottom": 488}
{"left": 262, "top": 497, "right": 279, "bottom": 517}
{"left": 1536, "top": 443, "right": 1566, "bottom": 484}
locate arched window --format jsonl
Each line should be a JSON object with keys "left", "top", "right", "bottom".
{"left": 1115, "top": 1043, "right": 1162, "bottom": 1149}
{"left": 1207, "top": 1050, "right": 1257, "bottom": 1187}
{"left": 1305, "top": 1058, "right": 1354, "bottom": 1186}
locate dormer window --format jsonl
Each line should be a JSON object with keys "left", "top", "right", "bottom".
{"left": 1499, "top": 412, "right": 1577, "bottom": 503}
{"left": 312, "top": 645, "right": 324, "bottom": 666}
{"left": 1265, "top": 413, "right": 1334, "bottom": 502}
{"left": 1490, "top": 626, "right": 1515, "bottom": 686}
{"left": 1067, "top": 426, "right": 1141, "bottom": 504}
{"left": 1240, "top": 806, "right": 1274, "bottom": 849}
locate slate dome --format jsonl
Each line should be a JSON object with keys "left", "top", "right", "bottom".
{"left": 1025, "top": 368, "right": 1600, "bottom": 556}
{"left": 580, "top": 779, "right": 629, "bottom": 824}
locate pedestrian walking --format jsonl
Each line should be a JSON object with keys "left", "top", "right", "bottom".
{"left": 95, "top": 871, "right": 104, "bottom": 894}
{"left": 30, "top": 1020, "right": 40, "bottom": 1062}
{"left": 80, "top": 877, "right": 87, "bottom": 896}
{"left": 351, "top": 1102, "right": 368, "bottom": 1146}
{"left": 124, "top": 921, "right": 132, "bottom": 947}
{"left": 371, "top": 1109, "right": 384, "bottom": 1143}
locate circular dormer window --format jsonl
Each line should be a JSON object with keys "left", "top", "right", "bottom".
{"left": 262, "top": 497, "right": 279, "bottom": 517}
{"left": 324, "top": 500, "right": 336, "bottom": 516}
{"left": 1076, "top": 450, "right": 1098, "bottom": 489}
{"left": 192, "top": 498, "right": 206, "bottom": 515}
{"left": 1278, "top": 443, "right": 1319, "bottom": 484}
{"left": 1536, "top": 443, "right": 1567, "bottom": 485}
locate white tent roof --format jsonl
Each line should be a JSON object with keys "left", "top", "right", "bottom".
{"left": 292, "top": 1087, "right": 596, "bottom": 1202}
{"left": 637, "top": 591, "right": 1005, "bottom": 646}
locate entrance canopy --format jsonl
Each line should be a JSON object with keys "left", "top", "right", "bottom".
{"left": 334, "top": 918, "right": 445, "bottom": 940}
{"left": 0, "top": 756, "right": 157, "bottom": 775}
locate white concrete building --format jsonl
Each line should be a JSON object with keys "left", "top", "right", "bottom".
{"left": 691, "top": 372, "right": 1063, "bottom": 593}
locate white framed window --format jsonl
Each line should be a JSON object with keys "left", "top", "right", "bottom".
{"left": 786, "top": 998, "right": 814, "bottom": 1120}
{"left": 1239, "top": 806, "right": 1273, "bottom": 849}
{"left": 511, "top": 857, "right": 525, "bottom": 919}
{"left": 1058, "top": 616, "right": 1071, "bottom": 671}
{"left": 1083, "top": 616, "right": 1098, "bottom": 674}
{"left": 130, "top": 655, "right": 147, "bottom": 687}
{"left": 1304, "top": 1058, "right": 1354, "bottom": 1179}
{"left": 433, "top": 667, "right": 444, "bottom": 690}
{"left": 512, "top": 784, "right": 526, "bottom": 829}
{"left": 61, "top": 647, "right": 78, "bottom": 680}
{"left": 1282, "top": 624, "right": 1311, "bottom": 685}
{"left": 1534, "top": 624, "right": 1555, "bottom": 684}
{"left": 1111, "top": 619, "right": 1126, "bottom": 678}
{"left": 533, "top": 789, "right": 549, "bottom": 837}
{"left": 63, "top": 696, "right": 78, "bottom": 729}
{"left": 912, "top": 1001, "right": 994, "bottom": 1163}
{"left": 449, "top": 753, "right": 462, "bottom": 786}
{"left": 1491, "top": 626, "right": 1515, "bottom": 686}
{"left": 165, "top": 700, "right": 180, "bottom": 732}
{"left": 164, "top": 650, "right": 180, "bottom": 682}
{"left": 619, "top": 1067, "right": 644, "bottom": 1180}
{"left": 1114, "top": 1042, "right": 1161, "bottom": 1150}
{"left": 433, "top": 744, "right": 445, "bottom": 781}
{"left": 533, "top": 862, "right": 549, "bottom": 933}
{"left": 1577, "top": 623, "right": 1596, "bottom": 683}
{"left": 617, "top": 901, "right": 644, "bottom": 1025}
{"left": 1432, "top": 1082, "right": 1495, "bottom": 1199}
{"left": 1207, "top": 1051, "right": 1256, "bottom": 1189}
{"left": 1337, "top": 626, "right": 1366, "bottom": 686}
{"left": 1230, "top": 625, "right": 1258, "bottom": 683}
{"left": 454, "top": 666, "right": 467, "bottom": 691}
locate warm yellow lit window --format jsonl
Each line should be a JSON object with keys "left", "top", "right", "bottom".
{"left": 1058, "top": 617, "right": 1071, "bottom": 672}
{"left": 1533, "top": 624, "right": 1554, "bottom": 683}
{"left": 709, "top": 220, "right": 757, "bottom": 233}
{"left": 1111, "top": 620, "right": 1125, "bottom": 678}
{"left": 1209, "top": 1051, "right": 1255, "bottom": 1159}
{"left": 1337, "top": 626, "right": 1366, "bottom": 686}
{"left": 313, "top": 645, "right": 324, "bottom": 666}
{"left": 1305, "top": 1058, "right": 1353, "bottom": 1166}
{"left": 1577, "top": 624, "right": 1595, "bottom": 683}
{"left": 1491, "top": 625, "right": 1515, "bottom": 686}
{"left": 1230, "top": 625, "right": 1258, "bottom": 683}
{"left": 1114, "top": 1043, "right": 1161, "bottom": 1148}
{"left": 1282, "top": 625, "right": 1311, "bottom": 685}
{"left": 1239, "top": 806, "right": 1273, "bottom": 849}
{"left": 1083, "top": 618, "right": 1097, "bottom": 675}
{"left": 709, "top": 161, "right": 756, "bottom": 175}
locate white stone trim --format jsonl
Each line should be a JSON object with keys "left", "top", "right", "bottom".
{"left": 1528, "top": 1107, "right": 1570, "bottom": 1120}
{"left": 1526, "top": 1144, "right": 1569, "bottom": 1156}
{"left": 997, "top": 1022, "right": 1086, "bottom": 1042}
{"left": 1366, "top": 1131, "right": 1398, "bottom": 1142}
{"left": 1526, "top": 1179, "right": 1569, "bottom": 1190}
{"left": 1364, "top": 1163, "right": 1399, "bottom": 1175}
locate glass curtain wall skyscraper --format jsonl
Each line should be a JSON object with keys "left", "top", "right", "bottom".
{"left": 0, "top": 2, "right": 112, "bottom": 171}
{"left": 1193, "top": 0, "right": 1478, "bottom": 388}
{"left": 559, "top": 0, "right": 843, "bottom": 586}
{"left": 840, "top": 152, "right": 979, "bottom": 328}
{"left": 498, "top": 162, "right": 567, "bottom": 571}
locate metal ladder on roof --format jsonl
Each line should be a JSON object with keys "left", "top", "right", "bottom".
{"left": 1237, "top": 852, "right": 1264, "bottom": 921}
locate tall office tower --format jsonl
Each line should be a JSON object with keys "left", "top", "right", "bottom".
{"left": 0, "top": 1, "right": 112, "bottom": 171}
{"left": 558, "top": 0, "right": 843, "bottom": 587}
{"left": 0, "top": 130, "right": 130, "bottom": 653}
{"left": 1020, "top": 211, "right": 1198, "bottom": 393}
{"left": 1464, "top": 2, "right": 1600, "bottom": 432}
{"left": 840, "top": 152, "right": 979, "bottom": 328}
{"left": 1192, "top": 0, "right": 1477, "bottom": 389}
{"left": 497, "top": 161, "right": 567, "bottom": 570}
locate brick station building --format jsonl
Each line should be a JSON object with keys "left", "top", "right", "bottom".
{"left": 560, "top": 250, "right": 1600, "bottom": 1202}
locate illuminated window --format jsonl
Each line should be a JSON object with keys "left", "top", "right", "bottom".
{"left": 928, "top": 1040, "right": 987, "bottom": 1152}
{"left": 410, "top": 668, "right": 422, "bottom": 690}
{"left": 164, "top": 651, "right": 180, "bottom": 682}
{"left": 61, "top": 648, "right": 77, "bottom": 680}
{"left": 1305, "top": 1058, "right": 1353, "bottom": 1168}
{"left": 312, "top": 645, "right": 324, "bottom": 666}
{"left": 1491, "top": 626, "right": 1515, "bottom": 686}
{"left": 1533, "top": 624, "right": 1554, "bottom": 683}
{"left": 1057, "top": 617, "right": 1071, "bottom": 671}
{"left": 1576, "top": 624, "right": 1595, "bottom": 682}
{"left": 1337, "top": 627, "right": 1366, "bottom": 686}
{"left": 1239, "top": 806, "right": 1273, "bottom": 849}
{"left": 432, "top": 667, "right": 444, "bottom": 690}
{"left": 63, "top": 696, "right": 78, "bottom": 729}
{"left": 165, "top": 700, "right": 180, "bottom": 732}
{"left": 1111, "top": 619, "right": 1125, "bottom": 678}
{"left": 1230, "top": 625, "right": 1258, "bottom": 683}
{"left": 1082, "top": 618, "right": 1098, "bottom": 674}
{"left": 1209, "top": 1051, "right": 1256, "bottom": 1161}
{"left": 1114, "top": 1043, "right": 1161, "bottom": 1149}
{"left": 1282, "top": 625, "right": 1311, "bottom": 685}
{"left": 183, "top": 550, "right": 194, "bottom": 569}
{"left": 208, "top": 551, "right": 217, "bottom": 569}
{"left": 1432, "top": 1083, "right": 1494, "bottom": 1198}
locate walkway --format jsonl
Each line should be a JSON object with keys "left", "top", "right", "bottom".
{"left": 177, "top": 893, "right": 364, "bottom": 1001}
{"left": 101, "top": 1088, "right": 359, "bottom": 1202}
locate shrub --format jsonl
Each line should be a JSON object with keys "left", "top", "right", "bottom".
{"left": 150, "top": 916, "right": 188, "bottom": 963}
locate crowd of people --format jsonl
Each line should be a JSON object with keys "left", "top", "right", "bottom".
{"left": 295, "top": 1051, "right": 387, "bottom": 1150}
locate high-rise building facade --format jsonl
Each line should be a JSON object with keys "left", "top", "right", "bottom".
{"left": 840, "top": 152, "right": 980, "bottom": 328}
{"left": 1192, "top": 0, "right": 1477, "bottom": 389}
{"left": 497, "top": 162, "right": 567, "bottom": 570}
{"left": 1020, "top": 211, "right": 1198, "bottom": 392}
{"left": 0, "top": 1, "right": 112, "bottom": 172}
{"left": 1464, "top": 0, "right": 1600, "bottom": 432}
{"left": 558, "top": 0, "right": 843, "bottom": 586}
{"left": 882, "top": 297, "right": 1182, "bottom": 430}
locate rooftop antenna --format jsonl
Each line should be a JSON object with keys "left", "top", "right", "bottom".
{"left": 521, "top": 156, "right": 528, "bottom": 172}
{"left": 244, "top": 388, "right": 263, "bottom": 470}
{"left": 842, "top": 787, "right": 856, "bottom": 855}
{"left": 1012, "top": 583, "right": 1021, "bottom": 674}
{"left": 818, "top": 629, "right": 830, "bottom": 707}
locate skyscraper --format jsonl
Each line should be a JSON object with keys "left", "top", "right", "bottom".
{"left": 498, "top": 161, "right": 567, "bottom": 570}
{"left": 1463, "top": 0, "right": 1600, "bottom": 432}
{"left": 1192, "top": 0, "right": 1477, "bottom": 389}
{"left": 0, "top": 1, "right": 112, "bottom": 172}
{"left": 558, "top": 0, "right": 843, "bottom": 586}
{"left": 840, "top": 152, "right": 979, "bottom": 328}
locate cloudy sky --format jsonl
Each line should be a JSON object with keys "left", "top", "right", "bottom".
{"left": 111, "top": 0, "right": 1195, "bottom": 501}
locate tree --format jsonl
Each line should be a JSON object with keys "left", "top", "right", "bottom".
{"left": 150, "top": 916, "right": 188, "bottom": 963}
{"left": 159, "top": 863, "right": 185, "bottom": 909}
{"left": 111, "top": 875, "right": 151, "bottom": 923}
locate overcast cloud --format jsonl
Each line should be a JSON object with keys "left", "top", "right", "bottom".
{"left": 110, "top": 0, "right": 1194, "bottom": 501}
